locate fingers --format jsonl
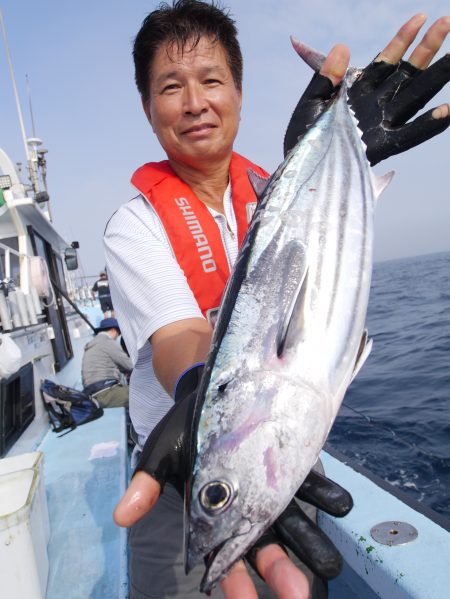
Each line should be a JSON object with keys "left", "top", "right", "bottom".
{"left": 432, "top": 102, "right": 450, "bottom": 119}
{"left": 319, "top": 44, "right": 350, "bottom": 87}
{"left": 408, "top": 16, "right": 450, "bottom": 69}
{"left": 295, "top": 470, "right": 353, "bottom": 517}
{"left": 376, "top": 13, "right": 427, "bottom": 64}
{"left": 365, "top": 104, "right": 450, "bottom": 165}
{"left": 387, "top": 54, "right": 450, "bottom": 124}
{"left": 113, "top": 470, "right": 161, "bottom": 527}
{"left": 389, "top": 106, "right": 450, "bottom": 156}
{"left": 255, "top": 544, "right": 310, "bottom": 599}
{"left": 274, "top": 500, "right": 342, "bottom": 579}
{"left": 220, "top": 560, "right": 259, "bottom": 599}
{"left": 226, "top": 545, "right": 310, "bottom": 599}
{"left": 222, "top": 541, "right": 310, "bottom": 598}
{"left": 376, "top": 14, "right": 450, "bottom": 69}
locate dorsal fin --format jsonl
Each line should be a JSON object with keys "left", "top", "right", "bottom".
{"left": 276, "top": 265, "right": 309, "bottom": 358}
{"left": 290, "top": 37, "right": 326, "bottom": 72}
{"left": 350, "top": 329, "right": 373, "bottom": 383}
{"left": 247, "top": 169, "right": 270, "bottom": 200}
{"left": 289, "top": 37, "right": 362, "bottom": 84}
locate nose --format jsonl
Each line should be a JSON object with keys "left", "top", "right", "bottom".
{"left": 183, "top": 83, "right": 208, "bottom": 115}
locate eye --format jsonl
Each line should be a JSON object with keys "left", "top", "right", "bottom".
{"left": 199, "top": 481, "right": 234, "bottom": 514}
{"left": 161, "top": 83, "right": 180, "bottom": 93}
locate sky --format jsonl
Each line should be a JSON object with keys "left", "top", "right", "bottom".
{"left": 1, "top": 0, "right": 449, "bottom": 279}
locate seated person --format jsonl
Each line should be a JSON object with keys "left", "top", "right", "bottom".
{"left": 82, "top": 317, "right": 132, "bottom": 408}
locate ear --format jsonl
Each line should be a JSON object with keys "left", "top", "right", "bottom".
{"left": 142, "top": 96, "right": 155, "bottom": 131}
{"left": 238, "top": 87, "right": 243, "bottom": 112}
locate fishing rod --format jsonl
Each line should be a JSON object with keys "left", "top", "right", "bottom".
{"left": 49, "top": 275, "right": 96, "bottom": 332}
{"left": 338, "top": 400, "right": 444, "bottom": 463}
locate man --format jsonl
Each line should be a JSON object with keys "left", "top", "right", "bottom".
{"left": 92, "top": 270, "right": 114, "bottom": 317}
{"left": 82, "top": 317, "right": 132, "bottom": 408}
{"left": 104, "top": 2, "right": 450, "bottom": 598}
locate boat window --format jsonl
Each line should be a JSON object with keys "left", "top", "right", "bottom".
{"left": 0, "top": 362, "right": 35, "bottom": 458}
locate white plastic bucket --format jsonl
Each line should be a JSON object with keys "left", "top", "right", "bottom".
{"left": 0, "top": 451, "right": 50, "bottom": 543}
{"left": 0, "top": 468, "right": 49, "bottom": 598}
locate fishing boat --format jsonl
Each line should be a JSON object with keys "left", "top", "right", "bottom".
{"left": 0, "top": 10, "right": 128, "bottom": 597}
{"left": 0, "top": 11, "right": 449, "bottom": 599}
{"left": 0, "top": 137, "right": 129, "bottom": 598}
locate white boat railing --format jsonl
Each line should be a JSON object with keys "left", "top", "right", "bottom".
{"left": 0, "top": 241, "right": 45, "bottom": 329}
{"left": 0, "top": 240, "right": 92, "bottom": 331}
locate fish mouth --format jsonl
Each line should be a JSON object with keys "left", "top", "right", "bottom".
{"left": 201, "top": 541, "right": 231, "bottom": 593}
{"left": 185, "top": 536, "right": 240, "bottom": 593}
{"left": 185, "top": 534, "right": 230, "bottom": 577}
{"left": 185, "top": 522, "right": 264, "bottom": 593}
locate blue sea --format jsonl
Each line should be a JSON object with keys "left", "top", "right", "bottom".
{"left": 328, "top": 251, "right": 450, "bottom": 520}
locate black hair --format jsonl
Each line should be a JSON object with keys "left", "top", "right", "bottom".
{"left": 133, "top": 0, "right": 242, "bottom": 103}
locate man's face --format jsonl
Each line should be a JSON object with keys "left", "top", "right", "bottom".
{"left": 144, "top": 36, "right": 242, "bottom": 169}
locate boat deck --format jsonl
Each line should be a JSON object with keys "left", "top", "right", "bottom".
{"left": 40, "top": 408, "right": 129, "bottom": 599}
{"left": 322, "top": 449, "right": 450, "bottom": 599}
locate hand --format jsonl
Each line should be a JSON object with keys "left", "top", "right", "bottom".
{"left": 284, "top": 14, "right": 450, "bottom": 164}
{"left": 114, "top": 366, "right": 353, "bottom": 598}
{"left": 283, "top": 44, "right": 349, "bottom": 157}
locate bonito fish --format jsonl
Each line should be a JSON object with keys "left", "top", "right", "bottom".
{"left": 185, "top": 43, "right": 393, "bottom": 592}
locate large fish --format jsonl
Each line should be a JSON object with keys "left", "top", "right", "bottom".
{"left": 185, "top": 43, "right": 393, "bottom": 592}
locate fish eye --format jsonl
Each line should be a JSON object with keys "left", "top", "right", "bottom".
{"left": 199, "top": 481, "right": 233, "bottom": 514}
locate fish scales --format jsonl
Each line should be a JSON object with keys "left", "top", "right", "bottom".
{"left": 185, "top": 74, "right": 391, "bottom": 592}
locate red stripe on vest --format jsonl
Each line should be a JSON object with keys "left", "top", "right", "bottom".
{"left": 131, "top": 152, "right": 268, "bottom": 319}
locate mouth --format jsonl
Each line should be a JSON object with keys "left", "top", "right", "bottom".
{"left": 185, "top": 536, "right": 236, "bottom": 593}
{"left": 201, "top": 540, "right": 232, "bottom": 593}
{"left": 185, "top": 521, "right": 264, "bottom": 593}
{"left": 182, "top": 123, "right": 216, "bottom": 136}
{"left": 185, "top": 534, "right": 227, "bottom": 576}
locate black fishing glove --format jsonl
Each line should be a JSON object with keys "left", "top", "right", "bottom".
{"left": 284, "top": 53, "right": 450, "bottom": 165}
{"left": 246, "top": 470, "right": 352, "bottom": 581}
{"left": 283, "top": 71, "right": 336, "bottom": 159}
{"left": 134, "top": 363, "right": 204, "bottom": 497}
{"left": 135, "top": 364, "right": 353, "bottom": 582}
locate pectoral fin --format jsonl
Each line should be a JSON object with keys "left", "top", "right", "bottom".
{"left": 276, "top": 264, "right": 309, "bottom": 358}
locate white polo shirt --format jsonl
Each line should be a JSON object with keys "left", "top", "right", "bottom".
{"left": 104, "top": 185, "right": 238, "bottom": 447}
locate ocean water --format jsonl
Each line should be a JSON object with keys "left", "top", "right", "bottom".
{"left": 328, "top": 251, "right": 450, "bottom": 520}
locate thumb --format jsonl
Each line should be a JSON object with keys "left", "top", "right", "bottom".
{"left": 320, "top": 44, "right": 350, "bottom": 86}
{"left": 113, "top": 470, "right": 161, "bottom": 527}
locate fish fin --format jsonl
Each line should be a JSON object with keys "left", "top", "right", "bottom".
{"left": 350, "top": 329, "right": 373, "bottom": 383}
{"left": 276, "top": 265, "right": 309, "bottom": 358}
{"left": 290, "top": 37, "right": 363, "bottom": 83}
{"left": 290, "top": 37, "right": 326, "bottom": 72}
{"left": 371, "top": 170, "right": 395, "bottom": 199}
{"left": 247, "top": 169, "right": 270, "bottom": 199}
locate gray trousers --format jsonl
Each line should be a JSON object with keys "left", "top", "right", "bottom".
{"left": 128, "top": 469, "right": 327, "bottom": 599}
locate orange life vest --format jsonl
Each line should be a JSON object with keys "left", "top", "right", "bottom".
{"left": 131, "top": 152, "right": 268, "bottom": 322}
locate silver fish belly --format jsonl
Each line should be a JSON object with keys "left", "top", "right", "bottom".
{"left": 185, "top": 76, "right": 393, "bottom": 592}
